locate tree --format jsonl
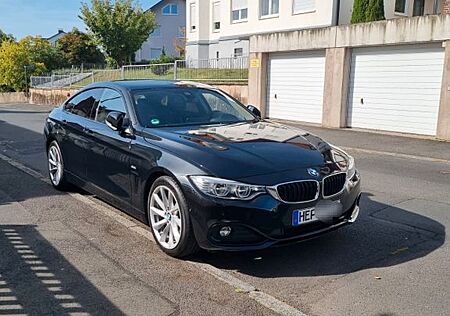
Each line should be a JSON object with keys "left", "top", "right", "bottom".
{"left": 57, "top": 29, "right": 105, "bottom": 66}
{"left": 0, "top": 40, "right": 46, "bottom": 91}
{"left": 80, "top": 0, "right": 157, "bottom": 66}
{"left": 20, "top": 36, "right": 66, "bottom": 71}
{"left": 351, "top": 0, "right": 370, "bottom": 23}
{"left": 0, "top": 29, "right": 14, "bottom": 45}
{"left": 366, "top": 0, "right": 385, "bottom": 22}
{"left": 0, "top": 36, "right": 65, "bottom": 91}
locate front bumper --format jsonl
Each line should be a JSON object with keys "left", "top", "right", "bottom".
{"left": 181, "top": 172, "right": 362, "bottom": 251}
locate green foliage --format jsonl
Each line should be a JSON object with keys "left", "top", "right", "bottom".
{"left": 80, "top": 0, "right": 157, "bottom": 66}
{"left": 351, "top": 0, "right": 385, "bottom": 23}
{"left": 21, "top": 36, "right": 66, "bottom": 71}
{"left": 351, "top": 0, "right": 370, "bottom": 23}
{"left": 0, "top": 29, "right": 15, "bottom": 45}
{"left": 0, "top": 40, "right": 44, "bottom": 91}
{"left": 150, "top": 55, "right": 181, "bottom": 64}
{"left": 366, "top": 0, "right": 385, "bottom": 22}
{"left": 57, "top": 28, "right": 105, "bottom": 66}
{"left": 0, "top": 36, "right": 64, "bottom": 91}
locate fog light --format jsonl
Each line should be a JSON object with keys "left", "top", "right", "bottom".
{"left": 219, "top": 226, "right": 232, "bottom": 237}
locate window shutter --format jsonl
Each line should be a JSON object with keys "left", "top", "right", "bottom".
{"left": 232, "top": 0, "right": 248, "bottom": 11}
{"left": 293, "top": 0, "right": 315, "bottom": 12}
{"left": 190, "top": 3, "right": 196, "bottom": 26}
{"left": 213, "top": 2, "right": 220, "bottom": 22}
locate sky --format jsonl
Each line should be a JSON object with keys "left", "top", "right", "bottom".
{"left": 0, "top": 0, "right": 160, "bottom": 40}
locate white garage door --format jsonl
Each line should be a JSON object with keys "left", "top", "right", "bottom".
{"left": 267, "top": 51, "right": 326, "bottom": 124}
{"left": 348, "top": 45, "right": 445, "bottom": 136}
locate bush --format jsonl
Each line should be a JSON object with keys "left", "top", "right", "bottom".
{"left": 366, "top": 0, "right": 385, "bottom": 22}
{"left": 351, "top": 0, "right": 370, "bottom": 23}
{"left": 351, "top": 0, "right": 385, "bottom": 23}
{"left": 0, "top": 84, "right": 15, "bottom": 92}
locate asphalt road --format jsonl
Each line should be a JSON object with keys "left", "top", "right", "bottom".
{"left": 1, "top": 103, "right": 449, "bottom": 316}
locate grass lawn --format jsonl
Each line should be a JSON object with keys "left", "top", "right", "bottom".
{"left": 71, "top": 67, "right": 248, "bottom": 88}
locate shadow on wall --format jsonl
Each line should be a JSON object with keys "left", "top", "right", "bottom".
{"left": 0, "top": 225, "right": 124, "bottom": 315}
{"left": 196, "top": 192, "right": 446, "bottom": 278}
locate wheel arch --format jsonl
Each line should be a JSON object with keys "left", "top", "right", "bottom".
{"left": 142, "top": 168, "right": 180, "bottom": 218}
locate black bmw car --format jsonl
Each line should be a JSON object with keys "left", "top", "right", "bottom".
{"left": 44, "top": 80, "right": 361, "bottom": 257}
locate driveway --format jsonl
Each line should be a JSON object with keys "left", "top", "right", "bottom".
{"left": 0, "top": 103, "right": 449, "bottom": 315}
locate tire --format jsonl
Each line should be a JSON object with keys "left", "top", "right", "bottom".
{"left": 147, "top": 176, "right": 199, "bottom": 258}
{"left": 47, "top": 140, "right": 70, "bottom": 190}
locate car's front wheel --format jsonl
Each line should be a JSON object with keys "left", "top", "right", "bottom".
{"left": 147, "top": 176, "right": 199, "bottom": 258}
{"left": 47, "top": 140, "right": 70, "bottom": 190}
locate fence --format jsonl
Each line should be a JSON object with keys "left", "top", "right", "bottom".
{"left": 30, "top": 57, "right": 248, "bottom": 89}
{"left": 30, "top": 73, "right": 94, "bottom": 89}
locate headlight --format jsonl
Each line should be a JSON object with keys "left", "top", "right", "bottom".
{"left": 189, "top": 176, "right": 266, "bottom": 200}
{"left": 330, "top": 146, "right": 356, "bottom": 180}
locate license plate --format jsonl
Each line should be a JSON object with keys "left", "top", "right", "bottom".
{"left": 292, "top": 208, "right": 317, "bottom": 226}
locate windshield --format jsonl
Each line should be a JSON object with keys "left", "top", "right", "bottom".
{"left": 131, "top": 87, "right": 256, "bottom": 127}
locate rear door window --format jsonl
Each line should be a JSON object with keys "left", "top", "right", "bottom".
{"left": 93, "top": 89, "right": 127, "bottom": 124}
{"left": 64, "top": 89, "right": 103, "bottom": 119}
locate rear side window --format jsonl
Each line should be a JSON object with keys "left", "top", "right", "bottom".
{"left": 64, "top": 89, "right": 103, "bottom": 119}
{"left": 93, "top": 89, "right": 126, "bottom": 124}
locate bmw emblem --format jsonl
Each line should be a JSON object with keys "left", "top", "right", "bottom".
{"left": 307, "top": 168, "right": 319, "bottom": 177}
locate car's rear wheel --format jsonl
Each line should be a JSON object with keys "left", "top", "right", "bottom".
{"left": 148, "top": 176, "right": 199, "bottom": 258}
{"left": 47, "top": 140, "right": 69, "bottom": 190}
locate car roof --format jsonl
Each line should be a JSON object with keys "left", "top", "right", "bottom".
{"left": 83, "top": 80, "right": 215, "bottom": 91}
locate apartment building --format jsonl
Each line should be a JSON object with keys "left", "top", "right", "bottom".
{"left": 186, "top": 0, "right": 340, "bottom": 60}
{"left": 135, "top": 0, "right": 186, "bottom": 62}
{"left": 185, "top": 0, "right": 446, "bottom": 60}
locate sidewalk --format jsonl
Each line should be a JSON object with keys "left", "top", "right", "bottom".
{"left": 279, "top": 120, "right": 450, "bottom": 162}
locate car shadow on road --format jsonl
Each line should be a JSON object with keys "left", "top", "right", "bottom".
{"left": 195, "top": 193, "right": 446, "bottom": 278}
{"left": 0, "top": 224, "right": 125, "bottom": 315}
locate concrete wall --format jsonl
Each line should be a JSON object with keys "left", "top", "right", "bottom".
{"left": 248, "top": 15, "right": 450, "bottom": 139}
{"left": 29, "top": 84, "right": 248, "bottom": 106}
{"left": 437, "top": 41, "right": 450, "bottom": 139}
{"left": 250, "top": 15, "right": 450, "bottom": 52}
{"left": 339, "top": 0, "right": 440, "bottom": 25}
{"left": 0, "top": 92, "right": 28, "bottom": 104}
{"left": 29, "top": 88, "right": 77, "bottom": 106}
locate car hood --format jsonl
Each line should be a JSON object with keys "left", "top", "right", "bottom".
{"left": 142, "top": 121, "right": 336, "bottom": 181}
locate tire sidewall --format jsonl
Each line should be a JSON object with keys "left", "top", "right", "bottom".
{"left": 147, "top": 176, "right": 194, "bottom": 257}
{"left": 48, "top": 140, "right": 65, "bottom": 189}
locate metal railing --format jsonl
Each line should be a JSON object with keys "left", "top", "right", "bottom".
{"left": 30, "top": 56, "right": 248, "bottom": 89}
{"left": 122, "top": 63, "right": 175, "bottom": 81}
{"left": 175, "top": 57, "right": 248, "bottom": 82}
{"left": 30, "top": 73, "right": 93, "bottom": 89}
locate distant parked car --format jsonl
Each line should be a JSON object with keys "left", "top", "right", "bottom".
{"left": 44, "top": 80, "right": 361, "bottom": 257}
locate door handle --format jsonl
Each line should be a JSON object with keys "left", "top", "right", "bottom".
{"left": 83, "top": 128, "right": 94, "bottom": 134}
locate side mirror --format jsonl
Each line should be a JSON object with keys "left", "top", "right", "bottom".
{"left": 247, "top": 105, "right": 261, "bottom": 119}
{"left": 105, "top": 111, "right": 125, "bottom": 131}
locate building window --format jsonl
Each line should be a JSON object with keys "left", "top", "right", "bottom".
{"left": 190, "top": 3, "right": 197, "bottom": 32}
{"left": 212, "top": 1, "right": 221, "bottom": 31}
{"left": 395, "top": 0, "right": 407, "bottom": 14}
{"left": 216, "top": 51, "right": 220, "bottom": 59}
{"left": 234, "top": 48, "right": 243, "bottom": 58}
{"left": 231, "top": 0, "right": 248, "bottom": 22}
{"left": 152, "top": 27, "right": 161, "bottom": 37}
{"left": 260, "top": 0, "right": 279, "bottom": 17}
{"left": 293, "top": 0, "right": 315, "bottom": 14}
{"left": 162, "top": 4, "right": 178, "bottom": 15}
{"left": 151, "top": 48, "right": 162, "bottom": 60}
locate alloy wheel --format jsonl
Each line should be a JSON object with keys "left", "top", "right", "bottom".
{"left": 48, "top": 144, "right": 63, "bottom": 186}
{"left": 149, "top": 185, "right": 182, "bottom": 250}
